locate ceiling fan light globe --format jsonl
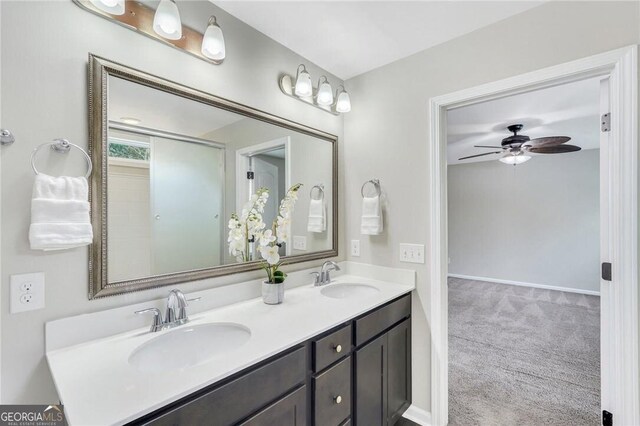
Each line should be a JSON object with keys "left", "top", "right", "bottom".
{"left": 499, "top": 153, "right": 531, "bottom": 165}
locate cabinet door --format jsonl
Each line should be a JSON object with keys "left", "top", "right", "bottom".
{"left": 387, "top": 319, "right": 411, "bottom": 426}
{"left": 355, "top": 334, "right": 386, "bottom": 426}
{"left": 240, "top": 386, "right": 306, "bottom": 426}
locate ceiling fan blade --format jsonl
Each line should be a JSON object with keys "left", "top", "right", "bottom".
{"left": 474, "top": 145, "right": 504, "bottom": 149}
{"left": 458, "top": 151, "right": 502, "bottom": 160}
{"left": 526, "top": 136, "right": 571, "bottom": 147}
{"left": 528, "top": 144, "right": 581, "bottom": 154}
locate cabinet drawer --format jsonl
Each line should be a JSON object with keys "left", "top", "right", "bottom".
{"left": 139, "top": 347, "right": 306, "bottom": 426}
{"left": 314, "top": 357, "right": 351, "bottom": 426}
{"left": 239, "top": 386, "right": 307, "bottom": 426}
{"left": 313, "top": 324, "right": 351, "bottom": 372}
{"left": 355, "top": 294, "right": 410, "bottom": 346}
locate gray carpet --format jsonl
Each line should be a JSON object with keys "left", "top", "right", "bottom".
{"left": 448, "top": 277, "right": 600, "bottom": 426}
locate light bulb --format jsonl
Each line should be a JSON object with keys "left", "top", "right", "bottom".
{"left": 335, "top": 89, "right": 351, "bottom": 113}
{"left": 316, "top": 77, "right": 334, "bottom": 106}
{"left": 90, "top": 0, "right": 125, "bottom": 15}
{"left": 499, "top": 153, "right": 531, "bottom": 165}
{"left": 294, "top": 65, "right": 312, "bottom": 97}
{"left": 201, "top": 16, "right": 226, "bottom": 61}
{"left": 153, "top": 0, "right": 182, "bottom": 41}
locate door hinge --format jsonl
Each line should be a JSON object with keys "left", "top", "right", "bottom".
{"left": 602, "top": 262, "right": 612, "bottom": 281}
{"left": 601, "top": 113, "right": 611, "bottom": 132}
{"left": 246, "top": 171, "right": 254, "bottom": 180}
{"left": 603, "top": 410, "right": 613, "bottom": 426}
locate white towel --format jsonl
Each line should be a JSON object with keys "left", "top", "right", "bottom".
{"left": 29, "top": 174, "right": 93, "bottom": 251}
{"left": 307, "top": 198, "right": 326, "bottom": 233}
{"left": 361, "top": 195, "right": 383, "bottom": 235}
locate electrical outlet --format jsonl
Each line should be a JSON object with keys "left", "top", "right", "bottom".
{"left": 293, "top": 236, "right": 307, "bottom": 251}
{"left": 399, "top": 243, "right": 425, "bottom": 264}
{"left": 10, "top": 272, "right": 45, "bottom": 313}
{"left": 351, "top": 239, "right": 360, "bottom": 257}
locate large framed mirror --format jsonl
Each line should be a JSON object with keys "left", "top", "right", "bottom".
{"left": 88, "top": 55, "right": 338, "bottom": 298}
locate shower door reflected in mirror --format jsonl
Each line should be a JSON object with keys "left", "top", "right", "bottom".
{"left": 91, "top": 55, "right": 338, "bottom": 297}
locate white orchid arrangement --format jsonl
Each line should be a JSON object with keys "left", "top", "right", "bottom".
{"left": 227, "top": 183, "right": 302, "bottom": 284}
{"left": 258, "top": 183, "right": 302, "bottom": 283}
{"left": 227, "top": 188, "right": 269, "bottom": 262}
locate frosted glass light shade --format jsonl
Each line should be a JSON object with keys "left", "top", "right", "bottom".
{"left": 336, "top": 90, "right": 351, "bottom": 113}
{"left": 499, "top": 153, "right": 531, "bottom": 165}
{"left": 90, "top": 0, "right": 125, "bottom": 15}
{"left": 316, "top": 80, "right": 334, "bottom": 106}
{"left": 201, "top": 17, "right": 226, "bottom": 60}
{"left": 153, "top": 0, "right": 182, "bottom": 40}
{"left": 294, "top": 68, "right": 313, "bottom": 97}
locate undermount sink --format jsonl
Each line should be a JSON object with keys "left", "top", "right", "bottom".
{"left": 320, "top": 283, "right": 380, "bottom": 299}
{"left": 129, "top": 323, "right": 251, "bottom": 373}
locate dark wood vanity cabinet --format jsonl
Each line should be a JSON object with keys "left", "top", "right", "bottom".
{"left": 129, "top": 294, "right": 411, "bottom": 426}
{"left": 355, "top": 319, "right": 411, "bottom": 426}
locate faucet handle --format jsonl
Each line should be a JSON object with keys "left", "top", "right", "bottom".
{"left": 135, "top": 308, "right": 163, "bottom": 332}
{"left": 310, "top": 272, "right": 321, "bottom": 285}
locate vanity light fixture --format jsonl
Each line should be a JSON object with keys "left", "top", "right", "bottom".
{"left": 279, "top": 64, "right": 352, "bottom": 115}
{"left": 74, "top": 1, "right": 226, "bottom": 65}
{"left": 335, "top": 85, "right": 351, "bottom": 113}
{"left": 499, "top": 151, "right": 531, "bottom": 165}
{"left": 89, "top": 0, "right": 124, "bottom": 15}
{"left": 294, "top": 65, "right": 313, "bottom": 97}
{"left": 201, "top": 16, "right": 226, "bottom": 61}
{"left": 316, "top": 76, "right": 334, "bottom": 106}
{"left": 153, "top": 0, "right": 182, "bottom": 40}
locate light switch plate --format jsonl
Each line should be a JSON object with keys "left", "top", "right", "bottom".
{"left": 399, "top": 243, "right": 425, "bottom": 264}
{"left": 293, "top": 236, "right": 307, "bottom": 251}
{"left": 10, "top": 272, "right": 45, "bottom": 313}
{"left": 351, "top": 239, "right": 360, "bottom": 257}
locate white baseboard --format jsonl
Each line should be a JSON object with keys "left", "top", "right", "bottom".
{"left": 403, "top": 405, "right": 432, "bottom": 425}
{"left": 448, "top": 273, "right": 600, "bottom": 296}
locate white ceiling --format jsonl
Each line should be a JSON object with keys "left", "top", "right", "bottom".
{"left": 214, "top": 1, "right": 543, "bottom": 80}
{"left": 447, "top": 76, "right": 601, "bottom": 165}
{"left": 108, "top": 76, "right": 242, "bottom": 137}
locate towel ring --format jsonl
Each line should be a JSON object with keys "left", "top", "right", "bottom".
{"left": 310, "top": 184, "right": 325, "bottom": 201}
{"left": 31, "top": 139, "right": 92, "bottom": 178}
{"left": 361, "top": 179, "right": 381, "bottom": 197}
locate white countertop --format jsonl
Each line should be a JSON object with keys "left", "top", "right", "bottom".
{"left": 46, "top": 267, "right": 414, "bottom": 426}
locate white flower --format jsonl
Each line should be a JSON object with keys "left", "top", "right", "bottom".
{"left": 259, "top": 229, "right": 276, "bottom": 246}
{"left": 259, "top": 245, "right": 280, "bottom": 265}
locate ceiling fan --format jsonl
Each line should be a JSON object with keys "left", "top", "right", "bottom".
{"left": 458, "top": 124, "right": 581, "bottom": 165}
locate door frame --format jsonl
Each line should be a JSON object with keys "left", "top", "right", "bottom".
{"left": 428, "top": 45, "right": 638, "bottom": 426}
{"left": 235, "top": 137, "right": 292, "bottom": 252}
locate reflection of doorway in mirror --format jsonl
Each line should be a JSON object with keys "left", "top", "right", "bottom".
{"left": 236, "top": 138, "right": 291, "bottom": 258}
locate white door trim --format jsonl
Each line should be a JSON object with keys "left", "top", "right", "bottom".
{"left": 235, "top": 137, "right": 292, "bottom": 252}
{"left": 428, "top": 45, "right": 638, "bottom": 426}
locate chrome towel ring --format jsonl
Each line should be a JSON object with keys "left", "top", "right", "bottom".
{"left": 31, "top": 139, "right": 92, "bottom": 178}
{"left": 361, "top": 179, "right": 381, "bottom": 197}
{"left": 310, "top": 184, "right": 325, "bottom": 201}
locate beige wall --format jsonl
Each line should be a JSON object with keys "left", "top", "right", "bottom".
{"left": 0, "top": 0, "right": 343, "bottom": 404}
{"left": 343, "top": 1, "right": 640, "bottom": 412}
{"left": 448, "top": 149, "right": 600, "bottom": 293}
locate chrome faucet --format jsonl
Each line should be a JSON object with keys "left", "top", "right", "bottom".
{"left": 135, "top": 289, "right": 201, "bottom": 332}
{"left": 311, "top": 261, "right": 341, "bottom": 286}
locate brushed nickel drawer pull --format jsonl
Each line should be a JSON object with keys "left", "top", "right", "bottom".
{"left": 334, "top": 344, "right": 342, "bottom": 353}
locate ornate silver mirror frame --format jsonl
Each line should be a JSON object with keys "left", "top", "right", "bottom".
{"left": 88, "top": 54, "right": 339, "bottom": 299}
